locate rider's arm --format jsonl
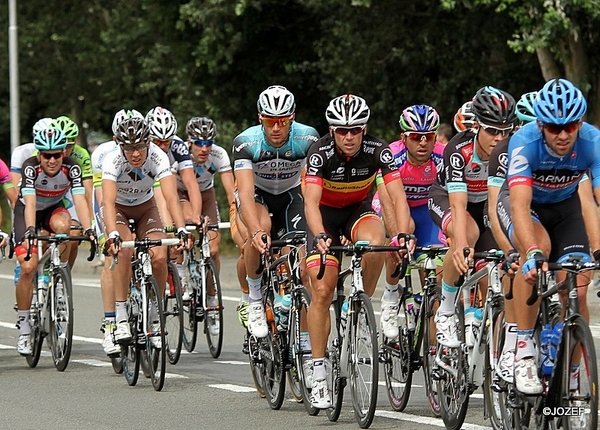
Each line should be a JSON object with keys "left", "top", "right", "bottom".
{"left": 154, "top": 185, "right": 173, "bottom": 228}
{"left": 508, "top": 183, "right": 536, "bottom": 256}
{"left": 488, "top": 185, "right": 513, "bottom": 253}
{"left": 160, "top": 174, "right": 186, "bottom": 230}
{"left": 179, "top": 168, "right": 202, "bottom": 225}
{"left": 236, "top": 168, "right": 262, "bottom": 237}
{"left": 383, "top": 177, "right": 411, "bottom": 236}
{"left": 448, "top": 190, "right": 469, "bottom": 247}
{"left": 101, "top": 178, "right": 119, "bottom": 235}
{"left": 376, "top": 181, "right": 397, "bottom": 237}
{"left": 303, "top": 181, "right": 325, "bottom": 236}
{"left": 220, "top": 170, "right": 236, "bottom": 206}
{"left": 23, "top": 193, "right": 37, "bottom": 233}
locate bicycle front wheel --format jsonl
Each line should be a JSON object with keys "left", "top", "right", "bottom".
{"left": 349, "top": 292, "right": 379, "bottom": 429}
{"left": 247, "top": 332, "right": 267, "bottom": 398}
{"left": 553, "top": 315, "right": 598, "bottom": 430}
{"left": 203, "top": 259, "right": 223, "bottom": 358}
{"left": 48, "top": 265, "right": 74, "bottom": 371}
{"left": 26, "top": 282, "right": 44, "bottom": 368}
{"left": 165, "top": 262, "right": 183, "bottom": 365}
{"left": 182, "top": 263, "right": 198, "bottom": 353}
{"left": 485, "top": 304, "right": 505, "bottom": 430}
{"left": 422, "top": 287, "right": 441, "bottom": 416}
{"left": 261, "top": 302, "right": 286, "bottom": 410}
{"left": 145, "top": 276, "right": 166, "bottom": 391}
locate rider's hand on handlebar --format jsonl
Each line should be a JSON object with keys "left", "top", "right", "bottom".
{"left": 105, "top": 231, "right": 122, "bottom": 256}
{"left": 521, "top": 249, "right": 547, "bottom": 284}
{"left": 313, "top": 232, "right": 332, "bottom": 255}
{"left": 251, "top": 229, "right": 269, "bottom": 254}
{"left": 452, "top": 245, "right": 472, "bottom": 275}
{"left": 501, "top": 249, "right": 520, "bottom": 277}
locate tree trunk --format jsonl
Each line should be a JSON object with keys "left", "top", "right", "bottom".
{"left": 536, "top": 47, "right": 561, "bottom": 81}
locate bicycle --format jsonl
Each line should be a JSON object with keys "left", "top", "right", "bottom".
{"left": 164, "top": 253, "right": 184, "bottom": 365}
{"left": 433, "top": 248, "right": 506, "bottom": 430}
{"left": 246, "top": 231, "right": 318, "bottom": 413}
{"left": 319, "top": 240, "right": 402, "bottom": 429}
{"left": 115, "top": 236, "right": 179, "bottom": 391}
{"left": 379, "top": 244, "right": 447, "bottom": 416}
{"left": 502, "top": 256, "right": 599, "bottom": 430}
{"left": 23, "top": 231, "right": 96, "bottom": 371}
{"left": 181, "top": 222, "right": 224, "bottom": 358}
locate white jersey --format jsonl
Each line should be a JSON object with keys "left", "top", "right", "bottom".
{"left": 101, "top": 143, "right": 172, "bottom": 205}
{"left": 91, "top": 140, "right": 118, "bottom": 176}
{"left": 177, "top": 144, "right": 232, "bottom": 192}
{"left": 10, "top": 143, "right": 36, "bottom": 175}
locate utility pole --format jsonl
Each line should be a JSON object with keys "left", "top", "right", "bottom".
{"left": 9, "top": 0, "right": 20, "bottom": 152}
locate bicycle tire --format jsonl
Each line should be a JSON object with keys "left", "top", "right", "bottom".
{"left": 122, "top": 342, "right": 140, "bottom": 386}
{"left": 286, "top": 291, "right": 303, "bottom": 403}
{"left": 327, "top": 290, "right": 347, "bottom": 422}
{"left": 382, "top": 293, "right": 413, "bottom": 412}
{"left": 261, "top": 301, "right": 286, "bottom": 410}
{"left": 484, "top": 304, "right": 505, "bottom": 430}
{"left": 349, "top": 291, "right": 379, "bottom": 429}
{"left": 551, "top": 315, "right": 598, "bottom": 430}
{"left": 111, "top": 355, "right": 124, "bottom": 374}
{"left": 165, "top": 262, "right": 183, "bottom": 365}
{"left": 422, "top": 288, "right": 441, "bottom": 416}
{"left": 145, "top": 276, "right": 166, "bottom": 391}
{"left": 26, "top": 278, "right": 44, "bottom": 368}
{"left": 203, "top": 259, "right": 223, "bottom": 358}
{"left": 47, "top": 265, "right": 74, "bottom": 372}
{"left": 439, "top": 300, "right": 470, "bottom": 430}
{"left": 182, "top": 258, "right": 199, "bottom": 353}
{"left": 247, "top": 332, "right": 267, "bottom": 398}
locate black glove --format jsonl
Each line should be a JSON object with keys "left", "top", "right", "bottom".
{"left": 177, "top": 227, "right": 188, "bottom": 245}
{"left": 501, "top": 249, "right": 519, "bottom": 272}
{"left": 593, "top": 249, "right": 600, "bottom": 262}
{"left": 313, "top": 232, "right": 331, "bottom": 248}
{"left": 84, "top": 228, "right": 96, "bottom": 240}
{"left": 22, "top": 226, "right": 35, "bottom": 243}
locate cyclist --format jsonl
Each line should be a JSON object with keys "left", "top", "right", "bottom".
{"left": 101, "top": 117, "right": 188, "bottom": 345}
{"left": 232, "top": 85, "right": 319, "bottom": 339}
{"left": 453, "top": 101, "right": 476, "bottom": 133}
{"left": 429, "top": 86, "right": 516, "bottom": 348}
{"left": 304, "top": 94, "right": 412, "bottom": 408}
{"left": 499, "top": 78, "right": 600, "bottom": 394}
{"left": 436, "top": 123, "right": 454, "bottom": 145}
{"left": 372, "top": 104, "right": 445, "bottom": 339}
{"left": 50, "top": 116, "right": 94, "bottom": 268}
{"left": 92, "top": 109, "right": 144, "bottom": 355}
{"left": 182, "top": 117, "right": 234, "bottom": 273}
{"left": 14, "top": 127, "right": 95, "bottom": 355}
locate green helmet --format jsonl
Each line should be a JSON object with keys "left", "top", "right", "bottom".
{"left": 51, "top": 115, "right": 79, "bottom": 140}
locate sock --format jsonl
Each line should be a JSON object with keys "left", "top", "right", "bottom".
{"left": 17, "top": 311, "right": 30, "bottom": 335}
{"left": 241, "top": 292, "right": 249, "bottom": 303}
{"left": 438, "top": 280, "right": 458, "bottom": 314}
{"left": 313, "top": 358, "right": 326, "bottom": 381}
{"left": 515, "top": 328, "right": 536, "bottom": 360}
{"left": 175, "top": 262, "right": 187, "bottom": 285}
{"left": 115, "top": 301, "right": 128, "bottom": 322}
{"left": 247, "top": 276, "right": 262, "bottom": 302}
{"left": 382, "top": 281, "right": 399, "bottom": 302}
{"left": 502, "top": 323, "right": 518, "bottom": 354}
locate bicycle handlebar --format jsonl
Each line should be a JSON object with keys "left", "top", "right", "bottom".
{"left": 25, "top": 234, "right": 97, "bottom": 262}
{"left": 121, "top": 237, "right": 181, "bottom": 249}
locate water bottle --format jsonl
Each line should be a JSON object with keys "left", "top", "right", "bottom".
{"left": 277, "top": 294, "right": 291, "bottom": 331}
{"left": 405, "top": 296, "right": 416, "bottom": 330}
{"left": 189, "top": 260, "right": 199, "bottom": 282}
{"left": 540, "top": 323, "right": 555, "bottom": 375}
{"left": 551, "top": 322, "right": 563, "bottom": 362}
{"left": 130, "top": 286, "right": 141, "bottom": 316}
{"left": 14, "top": 263, "right": 21, "bottom": 286}
{"left": 340, "top": 301, "right": 349, "bottom": 333}
{"left": 464, "top": 307, "right": 483, "bottom": 346}
{"left": 413, "top": 293, "right": 422, "bottom": 320}
{"left": 273, "top": 295, "right": 282, "bottom": 326}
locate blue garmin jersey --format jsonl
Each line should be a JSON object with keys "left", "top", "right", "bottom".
{"left": 506, "top": 121, "right": 600, "bottom": 203}
{"left": 232, "top": 121, "right": 319, "bottom": 195}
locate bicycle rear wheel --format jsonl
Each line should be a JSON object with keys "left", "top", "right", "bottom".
{"left": 48, "top": 265, "right": 74, "bottom": 371}
{"left": 182, "top": 262, "right": 198, "bottom": 353}
{"left": 165, "top": 262, "right": 183, "bottom": 365}
{"left": 484, "top": 304, "right": 505, "bottom": 430}
{"left": 203, "top": 259, "right": 223, "bottom": 358}
{"left": 26, "top": 299, "right": 44, "bottom": 368}
{"left": 382, "top": 295, "right": 413, "bottom": 412}
{"left": 111, "top": 356, "right": 123, "bottom": 374}
{"left": 122, "top": 343, "right": 140, "bottom": 386}
{"left": 349, "top": 292, "right": 379, "bottom": 429}
{"left": 261, "top": 302, "right": 286, "bottom": 410}
{"left": 145, "top": 276, "right": 166, "bottom": 391}
{"left": 438, "top": 300, "right": 470, "bottom": 430}
{"left": 422, "top": 288, "right": 441, "bottom": 416}
{"left": 553, "top": 315, "right": 598, "bottom": 430}
{"left": 327, "top": 292, "right": 346, "bottom": 422}
{"left": 247, "top": 332, "right": 267, "bottom": 398}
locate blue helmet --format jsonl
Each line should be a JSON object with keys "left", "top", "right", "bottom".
{"left": 534, "top": 78, "right": 587, "bottom": 124}
{"left": 516, "top": 91, "right": 537, "bottom": 124}
{"left": 399, "top": 104, "right": 440, "bottom": 132}
{"left": 34, "top": 127, "right": 67, "bottom": 151}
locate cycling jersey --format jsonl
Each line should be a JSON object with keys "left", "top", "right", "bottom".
{"left": 166, "top": 138, "right": 193, "bottom": 172}
{"left": 19, "top": 156, "right": 85, "bottom": 210}
{"left": 487, "top": 138, "right": 509, "bottom": 188}
{"left": 232, "top": 122, "right": 319, "bottom": 195}
{"left": 372, "top": 139, "right": 444, "bottom": 211}
{"left": 91, "top": 140, "right": 118, "bottom": 188}
{"left": 0, "top": 158, "right": 12, "bottom": 190}
{"left": 305, "top": 134, "right": 400, "bottom": 208}
{"left": 506, "top": 121, "right": 600, "bottom": 203}
{"left": 101, "top": 143, "right": 171, "bottom": 205}
{"left": 10, "top": 143, "right": 35, "bottom": 175}
{"left": 178, "top": 143, "right": 232, "bottom": 192}
{"left": 11, "top": 143, "right": 92, "bottom": 179}
{"left": 435, "top": 130, "right": 489, "bottom": 203}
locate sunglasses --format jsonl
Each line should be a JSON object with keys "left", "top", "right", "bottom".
{"left": 261, "top": 116, "right": 292, "bottom": 127}
{"left": 40, "top": 152, "right": 64, "bottom": 160}
{"left": 479, "top": 123, "right": 513, "bottom": 137}
{"left": 191, "top": 139, "right": 214, "bottom": 147}
{"left": 152, "top": 138, "right": 172, "bottom": 146}
{"left": 331, "top": 125, "right": 366, "bottom": 136}
{"left": 122, "top": 143, "right": 149, "bottom": 153}
{"left": 406, "top": 132, "right": 435, "bottom": 142}
{"left": 543, "top": 121, "right": 580, "bottom": 135}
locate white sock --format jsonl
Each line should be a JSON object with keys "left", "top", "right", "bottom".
{"left": 382, "top": 281, "right": 399, "bottom": 302}
{"left": 247, "top": 276, "right": 262, "bottom": 302}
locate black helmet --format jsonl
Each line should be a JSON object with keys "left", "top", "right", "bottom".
{"left": 471, "top": 86, "right": 517, "bottom": 125}
{"left": 114, "top": 118, "right": 150, "bottom": 145}
{"left": 186, "top": 117, "right": 217, "bottom": 140}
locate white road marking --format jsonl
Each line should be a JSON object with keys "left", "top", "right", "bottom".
{"left": 208, "top": 383, "right": 256, "bottom": 393}
{"left": 376, "top": 410, "right": 492, "bottom": 429}
{"left": 215, "top": 360, "right": 247, "bottom": 365}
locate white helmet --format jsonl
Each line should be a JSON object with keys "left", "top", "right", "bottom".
{"left": 145, "top": 106, "right": 178, "bottom": 140}
{"left": 111, "top": 109, "right": 144, "bottom": 135}
{"left": 326, "top": 94, "right": 370, "bottom": 126}
{"left": 257, "top": 85, "right": 296, "bottom": 116}
{"left": 32, "top": 117, "right": 54, "bottom": 139}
